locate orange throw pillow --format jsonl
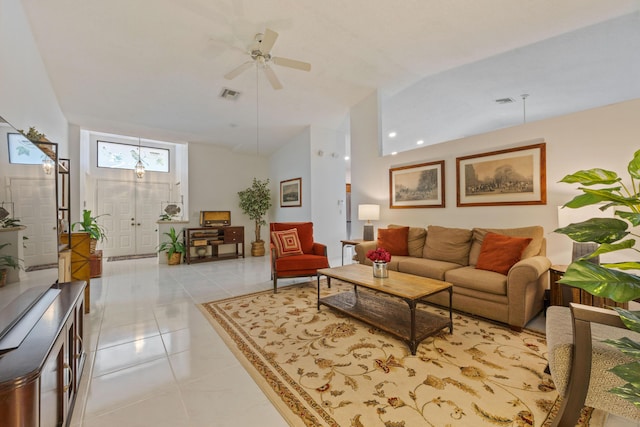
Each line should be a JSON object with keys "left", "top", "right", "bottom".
{"left": 271, "top": 229, "right": 304, "bottom": 258}
{"left": 377, "top": 227, "right": 409, "bottom": 256}
{"left": 475, "top": 232, "right": 532, "bottom": 275}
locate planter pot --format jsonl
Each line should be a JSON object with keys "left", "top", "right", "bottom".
{"left": 167, "top": 252, "right": 182, "bottom": 265}
{"left": 251, "top": 240, "right": 266, "bottom": 257}
{"left": 0, "top": 269, "right": 6, "bottom": 287}
{"left": 89, "top": 238, "right": 97, "bottom": 254}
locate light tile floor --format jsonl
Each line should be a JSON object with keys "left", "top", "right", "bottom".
{"left": 20, "top": 252, "right": 636, "bottom": 426}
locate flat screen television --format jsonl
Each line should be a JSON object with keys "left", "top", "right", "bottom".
{"left": 199, "top": 211, "right": 231, "bottom": 227}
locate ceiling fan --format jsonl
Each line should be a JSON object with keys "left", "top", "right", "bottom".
{"left": 224, "top": 28, "right": 311, "bottom": 90}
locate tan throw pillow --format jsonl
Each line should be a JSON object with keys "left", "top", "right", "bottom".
{"left": 423, "top": 225, "right": 472, "bottom": 265}
{"left": 475, "top": 232, "right": 532, "bottom": 275}
{"left": 389, "top": 224, "right": 427, "bottom": 257}
{"left": 271, "top": 229, "right": 304, "bottom": 257}
{"left": 377, "top": 227, "right": 409, "bottom": 256}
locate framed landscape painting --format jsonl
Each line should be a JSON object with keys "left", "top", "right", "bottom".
{"left": 456, "top": 142, "right": 546, "bottom": 207}
{"left": 389, "top": 160, "right": 445, "bottom": 208}
{"left": 280, "top": 178, "right": 302, "bottom": 207}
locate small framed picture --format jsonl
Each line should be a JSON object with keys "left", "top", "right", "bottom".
{"left": 280, "top": 178, "right": 302, "bottom": 207}
{"left": 456, "top": 142, "right": 546, "bottom": 207}
{"left": 389, "top": 160, "right": 445, "bottom": 208}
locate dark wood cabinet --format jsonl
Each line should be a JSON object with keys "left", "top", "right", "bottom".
{"left": 0, "top": 281, "right": 86, "bottom": 427}
{"left": 184, "top": 226, "right": 244, "bottom": 264}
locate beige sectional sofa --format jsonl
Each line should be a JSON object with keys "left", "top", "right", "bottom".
{"left": 354, "top": 225, "right": 551, "bottom": 330}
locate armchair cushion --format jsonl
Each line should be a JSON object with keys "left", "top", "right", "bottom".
{"left": 271, "top": 228, "right": 304, "bottom": 258}
{"left": 274, "top": 254, "right": 330, "bottom": 274}
{"left": 271, "top": 222, "right": 314, "bottom": 253}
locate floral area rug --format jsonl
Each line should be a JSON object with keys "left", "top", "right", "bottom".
{"left": 199, "top": 281, "right": 603, "bottom": 427}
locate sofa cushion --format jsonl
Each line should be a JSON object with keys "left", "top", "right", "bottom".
{"left": 445, "top": 266, "right": 508, "bottom": 296}
{"left": 271, "top": 229, "right": 304, "bottom": 258}
{"left": 377, "top": 227, "right": 409, "bottom": 256}
{"left": 271, "top": 222, "right": 314, "bottom": 254}
{"left": 469, "top": 226, "right": 543, "bottom": 265}
{"left": 475, "top": 232, "right": 532, "bottom": 275}
{"left": 423, "top": 225, "right": 472, "bottom": 266}
{"left": 389, "top": 224, "right": 427, "bottom": 257}
{"left": 398, "top": 257, "right": 462, "bottom": 281}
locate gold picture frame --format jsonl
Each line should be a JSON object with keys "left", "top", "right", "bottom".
{"left": 389, "top": 160, "right": 445, "bottom": 208}
{"left": 456, "top": 142, "right": 546, "bottom": 207}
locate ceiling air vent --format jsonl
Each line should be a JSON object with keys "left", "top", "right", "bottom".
{"left": 495, "top": 97, "right": 515, "bottom": 104}
{"left": 220, "top": 88, "right": 241, "bottom": 100}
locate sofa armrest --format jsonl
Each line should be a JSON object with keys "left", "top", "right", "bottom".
{"left": 354, "top": 241, "right": 377, "bottom": 264}
{"left": 508, "top": 255, "right": 551, "bottom": 283}
{"left": 311, "top": 242, "right": 327, "bottom": 256}
{"left": 506, "top": 255, "right": 551, "bottom": 328}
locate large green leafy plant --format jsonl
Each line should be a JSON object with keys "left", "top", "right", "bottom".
{"left": 555, "top": 149, "right": 640, "bottom": 407}
{"left": 238, "top": 178, "right": 272, "bottom": 243}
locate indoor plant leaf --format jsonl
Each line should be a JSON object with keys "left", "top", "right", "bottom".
{"left": 602, "top": 261, "right": 640, "bottom": 270}
{"left": 609, "top": 384, "right": 640, "bottom": 409}
{"left": 613, "top": 308, "right": 640, "bottom": 333}
{"left": 609, "top": 361, "right": 640, "bottom": 388}
{"left": 581, "top": 187, "right": 640, "bottom": 205}
{"left": 616, "top": 210, "right": 640, "bottom": 226}
{"left": 627, "top": 149, "right": 640, "bottom": 180}
{"left": 562, "top": 192, "right": 615, "bottom": 209}
{"left": 558, "top": 260, "right": 640, "bottom": 302}
{"left": 554, "top": 217, "right": 629, "bottom": 244}
{"left": 587, "top": 240, "right": 636, "bottom": 258}
{"left": 604, "top": 336, "right": 640, "bottom": 358}
{"left": 559, "top": 168, "right": 620, "bottom": 185}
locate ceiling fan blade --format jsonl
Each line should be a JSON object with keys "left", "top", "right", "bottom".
{"left": 272, "top": 56, "right": 311, "bottom": 72}
{"left": 260, "top": 28, "right": 278, "bottom": 54}
{"left": 224, "top": 61, "right": 254, "bottom": 80}
{"left": 263, "top": 65, "right": 283, "bottom": 90}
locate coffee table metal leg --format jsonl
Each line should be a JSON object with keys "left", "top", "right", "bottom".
{"left": 404, "top": 298, "right": 417, "bottom": 355}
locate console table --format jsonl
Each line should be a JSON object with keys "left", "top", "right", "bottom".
{"left": 0, "top": 281, "right": 86, "bottom": 427}
{"left": 184, "top": 226, "right": 244, "bottom": 264}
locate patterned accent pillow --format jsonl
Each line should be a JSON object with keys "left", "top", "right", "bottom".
{"left": 271, "top": 228, "right": 304, "bottom": 258}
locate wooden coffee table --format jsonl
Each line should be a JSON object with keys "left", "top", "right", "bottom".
{"left": 317, "top": 264, "right": 452, "bottom": 355}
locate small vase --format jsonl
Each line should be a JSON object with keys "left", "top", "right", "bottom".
{"left": 373, "top": 261, "right": 388, "bottom": 278}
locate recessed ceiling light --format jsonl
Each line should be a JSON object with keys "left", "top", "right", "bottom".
{"left": 391, "top": 151, "right": 397, "bottom": 155}
{"left": 416, "top": 140, "right": 424, "bottom": 145}
{"left": 344, "top": 156, "right": 350, "bottom": 161}
{"left": 388, "top": 131, "right": 397, "bottom": 138}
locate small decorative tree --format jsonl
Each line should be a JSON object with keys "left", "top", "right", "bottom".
{"left": 238, "top": 178, "right": 272, "bottom": 256}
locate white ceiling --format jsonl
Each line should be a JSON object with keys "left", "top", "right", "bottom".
{"left": 20, "top": 0, "right": 640, "bottom": 155}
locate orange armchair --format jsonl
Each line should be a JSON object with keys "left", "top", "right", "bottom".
{"left": 269, "top": 222, "right": 330, "bottom": 293}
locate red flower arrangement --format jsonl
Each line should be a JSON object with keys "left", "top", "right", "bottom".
{"left": 366, "top": 247, "right": 391, "bottom": 263}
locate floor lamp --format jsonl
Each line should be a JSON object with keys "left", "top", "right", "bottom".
{"left": 358, "top": 204, "right": 379, "bottom": 241}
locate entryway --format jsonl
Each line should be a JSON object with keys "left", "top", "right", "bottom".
{"left": 96, "top": 180, "right": 170, "bottom": 257}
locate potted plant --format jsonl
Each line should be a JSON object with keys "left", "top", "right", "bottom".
{"left": 555, "top": 148, "right": 640, "bottom": 407}
{"left": 0, "top": 243, "right": 22, "bottom": 287}
{"left": 72, "top": 209, "right": 108, "bottom": 254}
{"left": 157, "top": 226, "right": 185, "bottom": 265}
{"left": 238, "top": 178, "right": 272, "bottom": 256}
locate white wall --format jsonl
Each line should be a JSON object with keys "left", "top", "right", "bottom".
{"left": 351, "top": 94, "right": 640, "bottom": 266}
{"left": 188, "top": 143, "right": 269, "bottom": 244}
{"left": 0, "top": 0, "right": 67, "bottom": 145}
{"left": 269, "top": 126, "right": 348, "bottom": 262}
{"left": 269, "top": 128, "right": 312, "bottom": 222}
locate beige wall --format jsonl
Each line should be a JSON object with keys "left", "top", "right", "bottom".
{"left": 351, "top": 94, "right": 640, "bottom": 266}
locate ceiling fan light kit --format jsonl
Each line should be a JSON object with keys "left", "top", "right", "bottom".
{"left": 224, "top": 28, "right": 311, "bottom": 90}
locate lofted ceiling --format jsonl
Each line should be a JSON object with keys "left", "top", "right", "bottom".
{"left": 19, "top": 0, "right": 640, "bottom": 155}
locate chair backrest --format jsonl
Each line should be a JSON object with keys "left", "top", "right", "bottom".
{"left": 269, "top": 222, "right": 315, "bottom": 254}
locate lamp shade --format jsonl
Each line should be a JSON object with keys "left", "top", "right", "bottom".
{"left": 358, "top": 204, "right": 380, "bottom": 222}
